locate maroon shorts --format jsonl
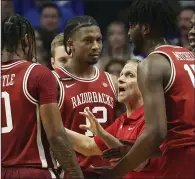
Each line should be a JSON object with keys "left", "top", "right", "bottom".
{"left": 2, "top": 167, "right": 59, "bottom": 179}
{"left": 157, "top": 146, "right": 195, "bottom": 179}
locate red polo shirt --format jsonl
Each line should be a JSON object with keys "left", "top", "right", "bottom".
{"left": 94, "top": 105, "right": 160, "bottom": 178}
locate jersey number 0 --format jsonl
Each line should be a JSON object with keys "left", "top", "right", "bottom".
{"left": 1, "top": 92, "right": 13, "bottom": 134}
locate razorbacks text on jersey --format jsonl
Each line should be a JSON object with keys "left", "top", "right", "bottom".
{"left": 53, "top": 66, "right": 117, "bottom": 172}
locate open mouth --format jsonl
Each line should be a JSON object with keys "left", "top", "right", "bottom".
{"left": 118, "top": 87, "right": 125, "bottom": 94}
{"left": 189, "top": 38, "right": 195, "bottom": 43}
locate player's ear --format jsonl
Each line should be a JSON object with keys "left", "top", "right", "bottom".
{"left": 142, "top": 24, "right": 150, "bottom": 36}
{"left": 67, "top": 38, "right": 74, "bottom": 52}
{"left": 51, "top": 57, "right": 55, "bottom": 69}
{"left": 21, "top": 34, "right": 29, "bottom": 48}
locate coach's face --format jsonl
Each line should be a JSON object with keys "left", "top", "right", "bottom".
{"left": 71, "top": 25, "right": 102, "bottom": 65}
{"left": 128, "top": 23, "right": 144, "bottom": 55}
{"left": 51, "top": 46, "right": 72, "bottom": 69}
{"left": 118, "top": 62, "right": 141, "bottom": 104}
{"left": 188, "top": 14, "right": 195, "bottom": 52}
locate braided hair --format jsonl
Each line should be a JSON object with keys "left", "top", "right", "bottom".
{"left": 63, "top": 16, "right": 98, "bottom": 55}
{"left": 128, "top": 0, "right": 178, "bottom": 38}
{"left": 2, "top": 14, "right": 36, "bottom": 62}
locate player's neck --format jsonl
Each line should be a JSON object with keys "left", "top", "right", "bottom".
{"left": 126, "top": 98, "right": 143, "bottom": 117}
{"left": 1, "top": 50, "right": 21, "bottom": 62}
{"left": 143, "top": 38, "right": 168, "bottom": 56}
{"left": 66, "top": 60, "right": 96, "bottom": 78}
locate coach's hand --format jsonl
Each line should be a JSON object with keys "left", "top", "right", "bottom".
{"left": 79, "top": 107, "right": 104, "bottom": 136}
{"left": 103, "top": 139, "right": 134, "bottom": 161}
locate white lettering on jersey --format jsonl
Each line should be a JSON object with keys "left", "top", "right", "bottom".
{"left": 71, "top": 92, "right": 114, "bottom": 109}
{"left": 173, "top": 52, "right": 195, "bottom": 61}
{"left": 2, "top": 74, "right": 15, "bottom": 87}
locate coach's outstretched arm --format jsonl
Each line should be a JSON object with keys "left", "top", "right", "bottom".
{"left": 39, "top": 70, "right": 83, "bottom": 179}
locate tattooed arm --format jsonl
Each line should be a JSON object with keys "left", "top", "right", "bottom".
{"left": 35, "top": 66, "right": 83, "bottom": 178}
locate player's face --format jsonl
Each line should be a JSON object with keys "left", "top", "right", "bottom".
{"left": 128, "top": 24, "right": 144, "bottom": 55}
{"left": 51, "top": 46, "right": 72, "bottom": 69}
{"left": 118, "top": 62, "right": 141, "bottom": 104}
{"left": 188, "top": 14, "right": 195, "bottom": 52}
{"left": 72, "top": 25, "right": 102, "bottom": 65}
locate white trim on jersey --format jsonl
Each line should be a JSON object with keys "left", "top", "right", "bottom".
{"left": 36, "top": 105, "right": 48, "bottom": 168}
{"left": 105, "top": 72, "right": 117, "bottom": 99}
{"left": 155, "top": 45, "right": 183, "bottom": 50}
{"left": 58, "top": 66, "right": 100, "bottom": 82}
{"left": 48, "top": 169, "right": 57, "bottom": 178}
{"left": 149, "top": 51, "right": 176, "bottom": 93}
{"left": 23, "top": 63, "right": 39, "bottom": 104}
{"left": 36, "top": 105, "right": 58, "bottom": 170}
{"left": 2, "top": 60, "right": 25, "bottom": 70}
{"left": 52, "top": 71, "right": 65, "bottom": 110}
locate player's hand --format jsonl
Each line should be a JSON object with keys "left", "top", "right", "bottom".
{"left": 79, "top": 107, "right": 104, "bottom": 136}
{"left": 103, "top": 139, "right": 134, "bottom": 161}
{"left": 90, "top": 165, "right": 113, "bottom": 174}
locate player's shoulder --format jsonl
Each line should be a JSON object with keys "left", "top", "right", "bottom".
{"left": 141, "top": 53, "right": 170, "bottom": 72}
{"left": 28, "top": 63, "right": 55, "bottom": 81}
{"left": 138, "top": 54, "right": 171, "bottom": 85}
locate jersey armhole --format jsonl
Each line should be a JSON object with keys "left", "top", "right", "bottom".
{"left": 105, "top": 72, "right": 117, "bottom": 99}
{"left": 149, "top": 51, "right": 176, "bottom": 93}
{"left": 23, "top": 63, "right": 39, "bottom": 105}
{"left": 52, "top": 71, "right": 65, "bottom": 109}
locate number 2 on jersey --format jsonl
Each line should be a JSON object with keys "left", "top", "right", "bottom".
{"left": 184, "top": 64, "right": 195, "bottom": 88}
{"left": 1, "top": 92, "right": 13, "bottom": 133}
{"left": 85, "top": 106, "right": 107, "bottom": 136}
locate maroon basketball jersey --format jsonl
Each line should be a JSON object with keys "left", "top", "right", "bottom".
{"left": 53, "top": 66, "right": 117, "bottom": 171}
{"left": 150, "top": 45, "right": 195, "bottom": 153}
{"left": 1, "top": 59, "right": 57, "bottom": 172}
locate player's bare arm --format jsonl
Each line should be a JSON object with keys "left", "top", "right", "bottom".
{"left": 99, "top": 54, "right": 170, "bottom": 179}
{"left": 40, "top": 103, "right": 84, "bottom": 178}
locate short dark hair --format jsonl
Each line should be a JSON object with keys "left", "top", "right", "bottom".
{"left": 128, "top": 0, "right": 178, "bottom": 38}
{"left": 63, "top": 16, "right": 99, "bottom": 55}
{"left": 40, "top": 3, "right": 61, "bottom": 17}
{"left": 2, "top": 14, "right": 36, "bottom": 61}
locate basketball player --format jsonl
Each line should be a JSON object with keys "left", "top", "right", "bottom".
{"left": 95, "top": 0, "right": 195, "bottom": 178}
{"left": 51, "top": 33, "right": 72, "bottom": 69}
{"left": 1, "top": 15, "right": 83, "bottom": 179}
{"left": 189, "top": 13, "right": 195, "bottom": 52}
{"left": 52, "top": 16, "right": 118, "bottom": 179}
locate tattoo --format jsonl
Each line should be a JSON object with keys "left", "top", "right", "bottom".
{"left": 49, "top": 128, "right": 84, "bottom": 178}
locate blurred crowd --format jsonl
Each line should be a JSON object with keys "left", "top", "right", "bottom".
{"left": 2, "top": 0, "right": 195, "bottom": 117}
